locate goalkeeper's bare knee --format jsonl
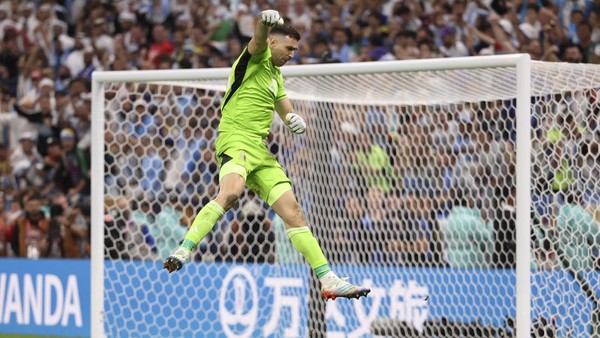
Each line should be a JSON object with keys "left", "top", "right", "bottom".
{"left": 271, "top": 190, "right": 308, "bottom": 228}
{"left": 216, "top": 172, "right": 245, "bottom": 210}
{"left": 280, "top": 200, "right": 308, "bottom": 229}
{"left": 215, "top": 192, "right": 240, "bottom": 211}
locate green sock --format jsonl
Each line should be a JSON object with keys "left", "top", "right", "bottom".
{"left": 181, "top": 200, "right": 225, "bottom": 251}
{"left": 287, "top": 227, "right": 331, "bottom": 278}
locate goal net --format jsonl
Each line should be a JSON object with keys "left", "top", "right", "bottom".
{"left": 92, "top": 55, "right": 600, "bottom": 338}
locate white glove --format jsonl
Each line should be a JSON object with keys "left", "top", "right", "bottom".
{"left": 260, "top": 10, "right": 283, "bottom": 26}
{"left": 286, "top": 113, "right": 306, "bottom": 134}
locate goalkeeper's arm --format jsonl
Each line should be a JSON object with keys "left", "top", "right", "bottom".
{"left": 275, "top": 98, "right": 306, "bottom": 134}
{"left": 248, "top": 9, "right": 282, "bottom": 55}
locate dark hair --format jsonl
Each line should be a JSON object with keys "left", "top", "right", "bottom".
{"left": 563, "top": 42, "right": 583, "bottom": 54}
{"left": 397, "top": 30, "right": 417, "bottom": 40}
{"left": 314, "top": 37, "right": 329, "bottom": 46}
{"left": 571, "top": 9, "right": 584, "bottom": 17}
{"left": 332, "top": 27, "right": 352, "bottom": 41}
{"left": 394, "top": 5, "right": 411, "bottom": 16}
{"left": 577, "top": 21, "right": 592, "bottom": 30}
{"left": 269, "top": 24, "right": 301, "bottom": 41}
{"left": 178, "top": 59, "right": 192, "bottom": 69}
{"left": 28, "top": 193, "right": 42, "bottom": 202}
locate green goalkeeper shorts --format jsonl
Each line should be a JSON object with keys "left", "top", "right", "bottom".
{"left": 215, "top": 132, "right": 292, "bottom": 206}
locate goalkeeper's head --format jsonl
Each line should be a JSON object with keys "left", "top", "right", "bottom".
{"left": 268, "top": 23, "right": 301, "bottom": 67}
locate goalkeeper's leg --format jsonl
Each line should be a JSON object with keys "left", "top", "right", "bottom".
{"left": 270, "top": 188, "right": 371, "bottom": 300}
{"left": 163, "top": 173, "right": 245, "bottom": 273}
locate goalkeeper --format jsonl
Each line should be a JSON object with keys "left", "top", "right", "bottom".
{"left": 164, "top": 9, "right": 370, "bottom": 300}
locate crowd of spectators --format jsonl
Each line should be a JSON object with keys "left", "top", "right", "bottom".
{"left": 314, "top": 93, "right": 598, "bottom": 271}
{"left": 0, "top": 0, "right": 598, "bottom": 269}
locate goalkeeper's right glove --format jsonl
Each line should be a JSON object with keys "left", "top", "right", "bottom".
{"left": 260, "top": 10, "right": 282, "bottom": 27}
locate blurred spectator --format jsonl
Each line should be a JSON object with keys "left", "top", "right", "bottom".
{"left": 562, "top": 42, "right": 584, "bottom": 63}
{"left": 576, "top": 22, "right": 599, "bottom": 63}
{"left": 139, "top": 137, "right": 165, "bottom": 199}
{"left": 387, "top": 191, "right": 432, "bottom": 266}
{"left": 351, "top": 132, "right": 393, "bottom": 194}
{"left": 439, "top": 25, "right": 469, "bottom": 57}
{"left": 556, "top": 192, "right": 599, "bottom": 270}
{"left": 128, "top": 99, "right": 155, "bottom": 137}
{"left": 336, "top": 194, "right": 371, "bottom": 265}
{"left": 13, "top": 94, "right": 56, "bottom": 155}
{"left": 55, "top": 128, "right": 89, "bottom": 203}
{"left": 131, "top": 200, "right": 154, "bottom": 234}
{"left": 154, "top": 196, "right": 188, "bottom": 260}
{"left": 47, "top": 203, "right": 68, "bottom": 258}
{"left": 393, "top": 30, "right": 419, "bottom": 60}
{"left": 50, "top": 193, "right": 89, "bottom": 258}
{"left": 492, "top": 186, "right": 517, "bottom": 269}
{"left": 220, "top": 192, "right": 274, "bottom": 263}
{"left": 104, "top": 212, "right": 128, "bottom": 260}
{"left": 108, "top": 197, "right": 157, "bottom": 260}
{"left": 0, "top": 143, "right": 12, "bottom": 192}
{"left": 443, "top": 190, "right": 493, "bottom": 269}
{"left": 329, "top": 27, "right": 355, "bottom": 63}
{"left": 70, "top": 203, "right": 91, "bottom": 258}
{"left": 0, "top": 193, "right": 7, "bottom": 256}
{"left": 289, "top": 0, "right": 311, "bottom": 31}
{"left": 392, "top": 3, "right": 421, "bottom": 33}
{"left": 77, "top": 49, "right": 98, "bottom": 82}
{"left": 0, "top": 31, "right": 19, "bottom": 96}
{"left": 467, "top": 19, "right": 498, "bottom": 56}
{"left": 233, "top": 2, "right": 255, "bottom": 44}
{"left": 577, "top": 140, "right": 599, "bottom": 203}
{"left": 10, "top": 131, "right": 44, "bottom": 190}
{"left": 8, "top": 193, "right": 49, "bottom": 258}
{"left": 0, "top": 97, "right": 38, "bottom": 149}
{"left": 356, "top": 33, "right": 395, "bottom": 62}
{"left": 64, "top": 34, "right": 89, "bottom": 77}
{"left": 41, "top": 137, "right": 61, "bottom": 194}
{"left": 361, "top": 186, "right": 392, "bottom": 264}
{"left": 145, "top": 24, "right": 174, "bottom": 68}
{"left": 302, "top": 38, "right": 333, "bottom": 64}
{"left": 90, "top": 17, "right": 114, "bottom": 56}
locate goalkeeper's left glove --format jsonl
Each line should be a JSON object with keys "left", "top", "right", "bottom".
{"left": 285, "top": 113, "right": 306, "bottom": 134}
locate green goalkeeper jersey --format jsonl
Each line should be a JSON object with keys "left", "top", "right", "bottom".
{"left": 219, "top": 46, "right": 287, "bottom": 138}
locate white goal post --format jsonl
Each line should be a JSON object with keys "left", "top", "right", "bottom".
{"left": 90, "top": 54, "right": 600, "bottom": 338}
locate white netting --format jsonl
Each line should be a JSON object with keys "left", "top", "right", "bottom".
{"left": 100, "top": 61, "right": 599, "bottom": 337}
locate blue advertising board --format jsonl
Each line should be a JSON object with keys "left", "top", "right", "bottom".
{"left": 104, "top": 261, "right": 311, "bottom": 338}
{"left": 328, "top": 266, "right": 599, "bottom": 337}
{"left": 0, "top": 259, "right": 90, "bottom": 337}
{"left": 0, "top": 259, "right": 598, "bottom": 337}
